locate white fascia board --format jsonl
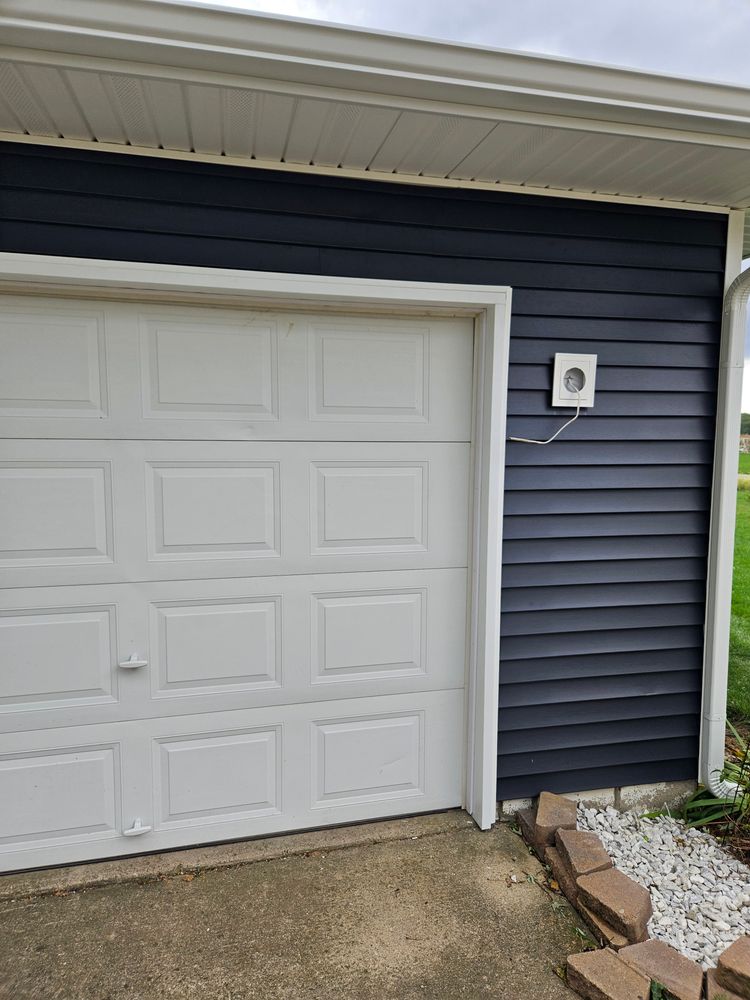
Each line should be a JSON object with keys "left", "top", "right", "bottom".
{"left": 4, "top": 0, "right": 750, "bottom": 142}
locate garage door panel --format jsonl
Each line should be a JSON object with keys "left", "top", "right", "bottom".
{"left": 0, "top": 691, "right": 463, "bottom": 871}
{"left": 311, "top": 462, "right": 427, "bottom": 554}
{"left": 0, "top": 443, "right": 468, "bottom": 587}
{"left": 0, "top": 302, "right": 108, "bottom": 420}
{"left": 0, "top": 570, "right": 465, "bottom": 732}
{"left": 144, "top": 691, "right": 464, "bottom": 833}
{"left": 153, "top": 726, "right": 281, "bottom": 830}
{"left": 140, "top": 313, "right": 279, "bottom": 421}
{"left": 311, "top": 712, "right": 424, "bottom": 808}
{"left": 0, "top": 462, "right": 113, "bottom": 569}
{"left": 145, "top": 570, "right": 467, "bottom": 711}
{"left": 308, "top": 321, "right": 427, "bottom": 421}
{"left": 0, "top": 585, "right": 146, "bottom": 731}
{"left": 142, "top": 443, "right": 468, "bottom": 579}
{"left": 146, "top": 461, "right": 280, "bottom": 561}
{"left": 311, "top": 589, "right": 426, "bottom": 683}
{"left": 0, "top": 298, "right": 474, "bottom": 442}
{"left": 0, "top": 739, "right": 122, "bottom": 861}
{"left": 0, "top": 605, "right": 117, "bottom": 713}
{"left": 150, "top": 596, "right": 281, "bottom": 698}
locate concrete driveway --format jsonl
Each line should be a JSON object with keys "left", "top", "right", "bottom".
{"left": 0, "top": 812, "right": 582, "bottom": 1000}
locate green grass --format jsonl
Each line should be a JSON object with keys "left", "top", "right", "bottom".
{"left": 729, "top": 489, "right": 750, "bottom": 719}
{"left": 739, "top": 453, "right": 750, "bottom": 475}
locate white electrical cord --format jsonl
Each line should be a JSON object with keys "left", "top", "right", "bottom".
{"left": 509, "top": 389, "right": 582, "bottom": 445}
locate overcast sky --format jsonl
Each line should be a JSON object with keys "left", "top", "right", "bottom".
{"left": 192, "top": 0, "right": 750, "bottom": 401}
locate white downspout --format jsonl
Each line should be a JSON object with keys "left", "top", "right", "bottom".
{"left": 700, "top": 212, "right": 749, "bottom": 799}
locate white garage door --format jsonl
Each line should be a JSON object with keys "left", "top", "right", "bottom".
{"left": 0, "top": 295, "right": 475, "bottom": 871}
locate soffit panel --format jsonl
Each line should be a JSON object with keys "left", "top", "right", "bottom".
{"left": 1, "top": 53, "right": 749, "bottom": 208}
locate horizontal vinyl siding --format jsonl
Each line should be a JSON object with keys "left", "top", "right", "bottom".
{"left": 0, "top": 143, "right": 725, "bottom": 800}
{"left": 501, "top": 260, "right": 717, "bottom": 795}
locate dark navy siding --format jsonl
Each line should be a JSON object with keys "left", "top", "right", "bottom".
{"left": 0, "top": 143, "right": 726, "bottom": 800}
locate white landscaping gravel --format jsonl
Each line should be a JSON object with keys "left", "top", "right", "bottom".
{"left": 577, "top": 804, "right": 750, "bottom": 969}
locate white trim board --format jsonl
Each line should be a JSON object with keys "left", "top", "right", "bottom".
{"left": 699, "top": 208, "right": 747, "bottom": 791}
{"left": 6, "top": 0, "right": 750, "bottom": 138}
{"left": 0, "top": 251, "right": 511, "bottom": 832}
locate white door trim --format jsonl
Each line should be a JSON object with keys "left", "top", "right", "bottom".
{"left": 0, "top": 251, "right": 511, "bottom": 831}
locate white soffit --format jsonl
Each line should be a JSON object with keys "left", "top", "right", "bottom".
{"left": 1, "top": 0, "right": 750, "bottom": 211}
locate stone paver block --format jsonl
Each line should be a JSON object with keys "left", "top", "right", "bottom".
{"left": 567, "top": 949, "right": 650, "bottom": 1000}
{"left": 718, "top": 936, "right": 750, "bottom": 999}
{"left": 516, "top": 806, "right": 542, "bottom": 855}
{"left": 578, "top": 902, "right": 630, "bottom": 951}
{"left": 619, "top": 939, "right": 702, "bottom": 1000}
{"left": 535, "top": 791, "right": 577, "bottom": 846}
{"left": 577, "top": 868, "right": 653, "bottom": 942}
{"left": 707, "top": 968, "right": 747, "bottom": 1000}
{"left": 544, "top": 845, "right": 578, "bottom": 904}
{"left": 556, "top": 828, "right": 612, "bottom": 879}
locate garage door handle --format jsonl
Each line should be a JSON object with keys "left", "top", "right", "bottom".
{"left": 118, "top": 654, "right": 148, "bottom": 669}
{"left": 123, "top": 818, "right": 152, "bottom": 837}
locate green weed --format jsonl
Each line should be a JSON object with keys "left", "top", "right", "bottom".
{"left": 651, "top": 982, "right": 678, "bottom": 1000}
{"left": 663, "top": 722, "right": 750, "bottom": 831}
{"left": 573, "top": 926, "right": 598, "bottom": 951}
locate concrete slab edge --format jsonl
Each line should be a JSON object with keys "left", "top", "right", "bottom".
{"left": 0, "top": 809, "right": 474, "bottom": 903}
{"left": 498, "top": 780, "right": 697, "bottom": 819}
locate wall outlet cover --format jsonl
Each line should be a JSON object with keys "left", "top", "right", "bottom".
{"left": 551, "top": 353, "right": 597, "bottom": 408}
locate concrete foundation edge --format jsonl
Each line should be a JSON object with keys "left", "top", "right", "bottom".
{"left": 498, "top": 779, "right": 697, "bottom": 818}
